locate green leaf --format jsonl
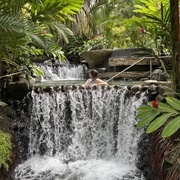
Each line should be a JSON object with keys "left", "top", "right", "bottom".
{"left": 148, "top": 101, "right": 178, "bottom": 113}
{"left": 137, "top": 110, "right": 161, "bottom": 128}
{"left": 158, "top": 102, "right": 178, "bottom": 113}
{"left": 146, "top": 113, "right": 173, "bottom": 133}
{"left": 136, "top": 108, "right": 154, "bottom": 119}
{"left": 136, "top": 105, "right": 154, "bottom": 113}
{"left": 166, "top": 97, "right": 180, "bottom": 111}
{"left": 32, "top": 65, "right": 44, "bottom": 76}
{"left": 162, "top": 116, "right": 180, "bottom": 138}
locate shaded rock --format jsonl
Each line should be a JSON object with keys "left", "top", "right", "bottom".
{"left": 151, "top": 69, "right": 170, "bottom": 81}
{"left": 135, "top": 91, "right": 141, "bottom": 98}
{"left": 82, "top": 49, "right": 113, "bottom": 68}
{"left": 109, "top": 57, "right": 159, "bottom": 66}
{"left": 131, "top": 85, "right": 142, "bottom": 92}
{"left": 110, "top": 48, "right": 153, "bottom": 57}
{"left": 148, "top": 84, "right": 158, "bottom": 94}
{"left": 140, "top": 78, "right": 149, "bottom": 81}
{"left": 156, "top": 94, "right": 165, "bottom": 102}
{"left": 141, "top": 85, "right": 149, "bottom": 92}
{"left": 6, "top": 79, "right": 30, "bottom": 101}
{"left": 0, "top": 107, "right": 19, "bottom": 180}
{"left": 99, "top": 72, "right": 149, "bottom": 80}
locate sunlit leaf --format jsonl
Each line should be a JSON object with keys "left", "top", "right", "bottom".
{"left": 166, "top": 97, "right": 180, "bottom": 111}
{"left": 146, "top": 113, "right": 173, "bottom": 133}
{"left": 136, "top": 105, "right": 154, "bottom": 112}
{"left": 158, "top": 102, "right": 178, "bottom": 113}
{"left": 136, "top": 108, "right": 155, "bottom": 119}
{"left": 162, "top": 116, "right": 180, "bottom": 138}
{"left": 137, "top": 110, "right": 161, "bottom": 128}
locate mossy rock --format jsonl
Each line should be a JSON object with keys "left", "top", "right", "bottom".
{"left": 82, "top": 49, "right": 113, "bottom": 68}
{"left": 0, "top": 107, "right": 19, "bottom": 179}
{"left": 6, "top": 79, "right": 30, "bottom": 101}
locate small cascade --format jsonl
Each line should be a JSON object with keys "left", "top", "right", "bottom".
{"left": 13, "top": 87, "right": 147, "bottom": 180}
{"left": 36, "top": 60, "right": 86, "bottom": 80}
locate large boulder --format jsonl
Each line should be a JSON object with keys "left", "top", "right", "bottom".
{"left": 82, "top": 49, "right": 113, "bottom": 68}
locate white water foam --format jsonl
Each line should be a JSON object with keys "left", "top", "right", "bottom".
{"left": 36, "top": 60, "right": 85, "bottom": 80}
{"left": 14, "top": 87, "right": 146, "bottom": 180}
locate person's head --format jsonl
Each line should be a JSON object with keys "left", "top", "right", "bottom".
{"left": 89, "top": 69, "right": 98, "bottom": 79}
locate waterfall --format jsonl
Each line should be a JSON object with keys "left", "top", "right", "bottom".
{"left": 14, "top": 87, "right": 147, "bottom": 180}
{"left": 36, "top": 60, "right": 86, "bottom": 80}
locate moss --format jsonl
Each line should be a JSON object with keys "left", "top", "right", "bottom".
{"left": 0, "top": 107, "right": 19, "bottom": 179}
{"left": 3, "top": 106, "right": 14, "bottom": 118}
{"left": 0, "top": 130, "right": 12, "bottom": 171}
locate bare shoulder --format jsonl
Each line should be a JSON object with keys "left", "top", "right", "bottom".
{"left": 96, "top": 78, "right": 105, "bottom": 83}
{"left": 96, "top": 78, "right": 108, "bottom": 86}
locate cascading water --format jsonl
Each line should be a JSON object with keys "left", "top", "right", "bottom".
{"left": 14, "top": 87, "right": 147, "bottom": 180}
{"left": 36, "top": 60, "right": 86, "bottom": 81}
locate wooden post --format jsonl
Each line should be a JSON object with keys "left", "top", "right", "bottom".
{"left": 170, "top": 0, "right": 180, "bottom": 93}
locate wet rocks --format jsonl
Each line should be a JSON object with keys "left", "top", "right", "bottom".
{"left": 82, "top": 49, "right": 113, "bottom": 68}
{"left": 136, "top": 134, "right": 159, "bottom": 180}
{"left": 0, "top": 107, "right": 19, "bottom": 180}
{"left": 151, "top": 69, "right": 170, "bottom": 81}
{"left": 6, "top": 79, "right": 30, "bottom": 101}
{"left": 131, "top": 84, "right": 142, "bottom": 92}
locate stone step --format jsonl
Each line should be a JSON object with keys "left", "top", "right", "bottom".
{"left": 99, "top": 71, "right": 150, "bottom": 80}
{"left": 109, "top": 57, "right": 160, "bottom": 66}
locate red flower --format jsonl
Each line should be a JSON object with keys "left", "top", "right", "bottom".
{"left": 152, "top": 100, "right": 158, "bottom": 109}
{"left": 140, "top": 27, "right": 145, "bottom": 33}
{"left": 38, "top": 31, "right": 45, "bottom": 34}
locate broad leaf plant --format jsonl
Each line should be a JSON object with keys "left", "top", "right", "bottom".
{"left": 136, "top": 97, "right": 180, "bottom": 138}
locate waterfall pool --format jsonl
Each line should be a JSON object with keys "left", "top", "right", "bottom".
{"left": 13, "top": 87, "right": 147, "bottom": 180}
{"left": 33, "top": 80, "right": 144, "bottom": 87}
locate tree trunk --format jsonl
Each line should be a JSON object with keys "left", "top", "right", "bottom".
{"left": 170, "top": 0, "right": 180, "bottom": 93}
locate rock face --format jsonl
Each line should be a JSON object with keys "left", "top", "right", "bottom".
{"left": 6, "top": 79, "right": 30, "bottom": 101}
{"left": 109, "top": 57, "right": 159, "bottom": 66}
{"left": 82, "top": 49, "right": 113, "bottom": 68}
{"left": 0, "top": 107, "right": 19, "bottom": 180}
{"left": 151, "top": 69, "right": 171, "bottom": 81}
{"left": 99, "top": 71, "right": 150, "bottom": 80}
{"left": 110, "top": 48, "right": 153, "bottom": 57}
{"left": 136, "top": 134, "right": 159, "bottom": 180}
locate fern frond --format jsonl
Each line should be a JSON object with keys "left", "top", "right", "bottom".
{"left": 28, "top": 33, "right": 47, "bottom": 50}
{"left": 0, "top": 14, "right": 24, "bottom": 34}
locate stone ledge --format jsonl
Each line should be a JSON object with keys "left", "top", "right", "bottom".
{"left": 99, "top": 71, "right": 150, "bottom": 79}
{"left": 109, "top": 57, "right": 160, "bottom": 66}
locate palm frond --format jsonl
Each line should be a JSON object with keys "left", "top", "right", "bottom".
{"left": 29, "top": 0, "right": 84, "bottom": 22}
{"left": 0, "top": 14, "right": 24, "bottom": 34}
{"left": 0, "top": 58, "right": 19, "bottom": 67}
{"left": 28, "top": 33, "right": 47, "bottom": 50}
{"left": 50, "top": 23, "right": 73, "bottom": 43}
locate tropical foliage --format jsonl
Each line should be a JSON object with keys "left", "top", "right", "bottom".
{"left": 0, "top": 130, "right": 12, "bottom": 170}
{"left": 67, "top": 0, "right": 172, "bottom": 63}
{"left": 71, "top": 0, "right": 136, "bottom": 49}
{"left": 0, "top": 0, "right": 84, "bottom": 77}
{"left": 136, "top": 97, "right": 180, "bottom": 138}
{"left": 65, "top": 35, "right": 107, "bottom": 62}
{"left": 123, "top": 0, "right": 171, "bottom": 54}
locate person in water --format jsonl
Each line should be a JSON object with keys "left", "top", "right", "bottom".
{"left": 81, "top": 69, "right": 108, "bottom": 88}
